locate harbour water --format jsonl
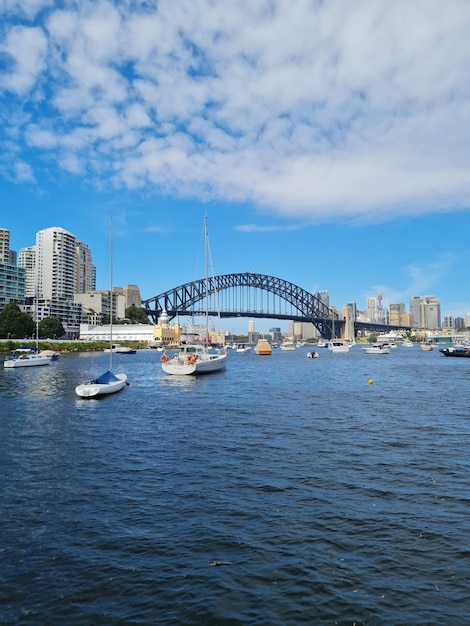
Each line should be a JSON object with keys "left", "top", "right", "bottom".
{"left": 1, "top": 345, "right": 469, "bottom": 625}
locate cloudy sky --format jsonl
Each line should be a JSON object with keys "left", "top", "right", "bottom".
{"left": 1, "top": 0, "right": 469, "bottom": 329}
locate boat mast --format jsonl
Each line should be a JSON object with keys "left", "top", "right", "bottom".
{"left": 109, "top": 217, "right": 113, "bottom": 371}
{"left": 204, "top": 214, "right": 209, "bottom": 346}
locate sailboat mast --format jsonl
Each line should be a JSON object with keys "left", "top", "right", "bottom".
{"left": 204, "top": 214, "right": 209, "bottom": 346}
{"left": 109, "top": 217, "right": 113, "bottom": 371}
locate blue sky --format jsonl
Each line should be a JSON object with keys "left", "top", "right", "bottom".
{"left": 1, "top": 0, "right": 469, "bottom": 331}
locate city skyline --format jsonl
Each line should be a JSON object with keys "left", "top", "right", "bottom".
{"left": 0, "top": 222, "right": 464, "bottom": 329}
{"left": 1, "top": 1, "right": 469, "bottom": 327}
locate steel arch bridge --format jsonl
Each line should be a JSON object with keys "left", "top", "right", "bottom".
{"left": 142, "top": 272, "right": 342, "bottom": 339}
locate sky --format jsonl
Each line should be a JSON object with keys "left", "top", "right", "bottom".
{"left": 1, "top": 0, "right": 469, "bottom": 331}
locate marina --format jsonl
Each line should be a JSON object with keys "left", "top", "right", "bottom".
{"left": 1, "top": 345, "right": 470, "bottom": 624}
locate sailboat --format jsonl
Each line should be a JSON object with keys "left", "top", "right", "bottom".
{"left": 4, "top": 300, "right": 52, "bottom": 368}
{"left": 161, "top": 215, "right": 227, "bottom": 375}
{"left": 75, "top": 219, "right": 128, "bottom": 397}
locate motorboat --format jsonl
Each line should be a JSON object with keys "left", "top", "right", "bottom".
{"left": 307, "top": 350, "right": 319, "bottom": 359}
{"left": 4, "top": 348, "right": 52, "bottom": 368}
{"left": 317, "top": 340, "right": 328, "bottom": 348}
{"left": 104, "top": 344, "right": 136, "bottom": 354}
{"left": 236, "top": 344, "right": 251, "bottom": 353}
{"left": 328, "top": 339, "right": 350, "bottom": 353}
{"left": 421, "top": 343, "right": 433, "bottom": 351}
{"left": 363, "top": 344, "right": 390, "bottom": 354}
{"left": 402, "top": 341, "right": 414, "bottom": 347}
{"left": 439, "top": 346, "right": 470, "bottom": 358}
{"left": 280, "top": 339, "right": 295, "bottom": 351}
{"left": 161, "top": 343, "right": 227, "bottom": 375}
{"left": 255, "top": 339, "right": 272, "bottom": 355}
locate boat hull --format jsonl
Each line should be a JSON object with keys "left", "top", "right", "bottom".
{"left": 75, "top": 373, "right": 128, "bottom": 397}
{"left": 4, "top": 354, "right": 51, "bottom": 368}
{"left": 439, "top": 348, "right": 470, "bottom": 358}
{"left": 162, "top": 345, "right": 227, "bottom": 376}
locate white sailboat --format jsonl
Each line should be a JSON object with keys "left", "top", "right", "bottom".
{"left": 75, "top": 219, "right": 128, "bottom": 397}
{"left": 4, "top": 301, "right": 52, "bottom": 368}
{"left": 161, "top": 215, "right": 227, "bottom": 376}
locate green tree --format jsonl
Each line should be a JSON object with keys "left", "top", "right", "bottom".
{"left": 0, "top": 302, "right": 35, "bottom": 338}
{"left": 125, "top": 305, "right": 149, "bottom": 324}
{"left": 38, "top": 317, "right": 65, "bottom": 339}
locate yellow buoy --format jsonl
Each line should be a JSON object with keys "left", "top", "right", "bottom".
{"left": 368, "top": 379, "right": 374, "bottom": 385}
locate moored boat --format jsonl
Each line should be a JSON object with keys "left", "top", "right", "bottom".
{"left": 161, "top": 343, "right": 227, "bottom": 374}
{"left": 439, "top": 346, "right": 470, "bottom": 358}
{"left": 328, "top": 339, "right": 350, "bottom": 353}
{"left": 255, "top": 339, "right": 272, "bottom": 355}
{"left": 363, "top": 344, "right": 390, "bottom": 354}
{"left": 4, "top": 348, "right": 52, "bottom": 368}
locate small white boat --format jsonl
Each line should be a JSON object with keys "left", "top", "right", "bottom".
{"left": 328, "top": 339, "right": 350, "bottom": 353}
{"left": 317, "top": 340, "right": 328, "bottom": 348}
{"left": 363, "top": 344, "right": 390, "bottom": 354}
{"left": 236, "top": 344, "right": 251, "bottom": 353}
{"left": 280, "top": 339, "right": 295, "bottom": 351}
{"left": 307, "top": 350, "right": 319, "bottom": 359}
{"left": 161, "top": 343, "right": 227, "bottom": 375}
{"left": 4, "top": 348, "right": 52, "bottom": 368}
{"left": 103, "top": 344, "right": 136, "bottom": 354}
{"left": 75, "top": 370, "right": 128, "bottom": 397}
{"left": 402, "top": 341, "right": 414, "bottom": 348}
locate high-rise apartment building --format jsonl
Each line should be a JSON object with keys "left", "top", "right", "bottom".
{"left": 0, "top": 228, "right": 25, "bottom": 311}
{"left": 76, "top": 240, "right": 95, "bottom": 293}
{"left": 36, "top": 227, "right": 77, "bottom": 300}
{"left": 0, "top": 228, "right": 10, "bottom": 263}
{"left": 18, "top": 246, "right": 36, "bottom": 297}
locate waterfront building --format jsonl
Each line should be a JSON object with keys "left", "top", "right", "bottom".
{"left": 0, "top": 260, "right": 25, "bottom": 311}
{"left": 79, "top": 323, "right": 155, "bottom": 343}
{"left": 0, "top": 228, "right": 25, "bottom": 311}
{"left": 152, "top": 309, "right": 182, "bottom": 345}
{"left": 36, "top": 227, "right": 77, "bottom": 301}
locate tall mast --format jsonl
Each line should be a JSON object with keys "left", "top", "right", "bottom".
{"left": 109, "top": 217, "right": 113, "bottom": 371}
{"left": 204, "top": 213, "right": 209, "bottom": 345}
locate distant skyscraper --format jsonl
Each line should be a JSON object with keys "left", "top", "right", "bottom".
{"left": 315, "top": 290, "right": 329, "bottom": 307}
{"left": 249, "top": 320, "right": 255, "bottom": 333}
{"left": 410, "top": 295, "right": 441, "bottom": 329}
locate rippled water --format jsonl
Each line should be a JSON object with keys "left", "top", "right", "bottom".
{"left": 1, "top": 346, "right": 469, "bottom": 625}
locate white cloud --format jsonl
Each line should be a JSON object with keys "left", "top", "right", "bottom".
{"left": 1, "top": 0, "right": 470, "bottom": 221}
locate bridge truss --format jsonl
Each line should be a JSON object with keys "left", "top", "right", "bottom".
{"left": 142, "top": 272, "right": 340, "bottom": 339}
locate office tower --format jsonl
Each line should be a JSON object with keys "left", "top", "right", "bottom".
{"left": 123, "top": 284, "right": 142, "bottom": 308}
{"left": 409, "top": 296, "right": 421, "bottom": 328}
{"left": 366, "top": 297, "right": 377, "bottom": 322}
{"left": 389, "top": 303, "right": 406, "bottom": 326}
{"left": 419, "top": 296, "right": 441, "bottom": 330}
{"left": 315, "top": 290, "right": 329, "bottom": 307}
{"left": 18, "top": 246, "right": 36, "bottom": 297}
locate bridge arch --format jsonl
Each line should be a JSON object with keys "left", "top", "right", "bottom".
{"left": 142, "top": 272, "right": 340, "bottom": 339}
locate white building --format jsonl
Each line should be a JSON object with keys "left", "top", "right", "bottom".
{"left": 36, "top": 227, "right": 77, "bottom": 300}
{"left": 18, "top": 246, "right": 36, "bottom": 297}
{"left": 79, "top": 323, "right": 155, "bottom": 343}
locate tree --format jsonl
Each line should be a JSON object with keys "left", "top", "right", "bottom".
{"left": 125, "top": 305, "right": 149, "bottom": 324}
{"left": 0, "top": 302, "right": 35, "bottom": 338}
{"left": 38, "top": 317, "right": 65, "bottom": 339}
